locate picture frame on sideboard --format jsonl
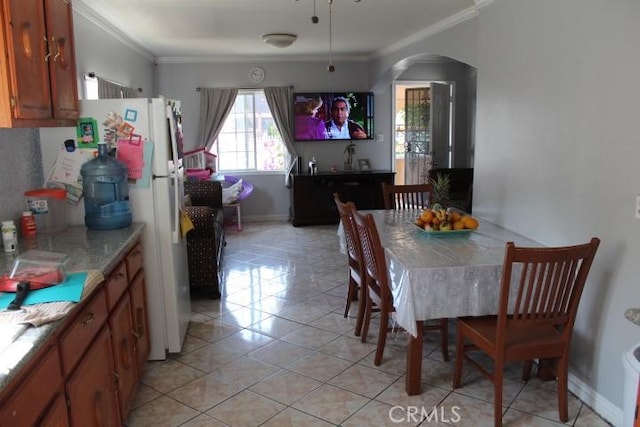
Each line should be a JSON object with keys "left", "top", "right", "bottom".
{"left": 358, "top": 158, "right": 371, "bottom": 172}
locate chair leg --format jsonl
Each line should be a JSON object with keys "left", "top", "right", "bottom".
{"left": 374, "top": 308, "right": 389, "bottom": 366}
{"left": 557, "top": 356, "right": 569, "bottom": 422}
{"left": 361, "top": 293, "right": 372, "bottom": 343}
{"left": 494, "top": 364, "right": 504, "bottom": 427}
{"left": 452, "top": 323, "right": 464, "bottom": 388}
{"left": 344, "top": 276, "right": 354, "bottom": 319}
{"left": 522, "top": 359, "right": 533, "bottom": 381}
{"left": 440, "top": 318, "right": 449, "bottom": 362}
{"left": 354, "top": 282, "right": 366, "bottom": 337}
{"left": 343, "top": 301, "right": 351, "bottom": 318}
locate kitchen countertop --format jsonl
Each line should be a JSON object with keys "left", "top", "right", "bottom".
{"left": 625, "top": 308, "right": 640, "bottom": 326}
{"left": 0, "top": 223, "right": 145, "bottom": 390}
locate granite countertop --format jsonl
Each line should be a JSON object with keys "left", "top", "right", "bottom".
{"left": 625, "top": 308, "right": 640, "bottom": 326}
{"left": 0, "top": 223, "right": 145, "bottom": 391}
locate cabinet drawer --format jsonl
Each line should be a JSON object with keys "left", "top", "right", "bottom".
{"left": 126, "top": 242, "right": 144, "bottom": 280}
{"left": 105, "top": 261, "right": 128, "bottom": 310}
{"left": 0, "top": 346, "right": 63, "bottom": 426}
{"left": 60, "top": 289, "right": 108, "bottom": 376}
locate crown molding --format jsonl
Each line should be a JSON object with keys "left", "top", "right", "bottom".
{"left": 72, "top": 0, "right": 155, "bottom": 61}
{"left": 373, "top": 0, "right": 495, "bottom": 59}
{"left": 155, "top": 54, "right": 369, "bottom": 64}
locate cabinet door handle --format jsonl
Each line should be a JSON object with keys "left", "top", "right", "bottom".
{"left": 133, "top": 307, "right": 144, "bottom": 339}
{"left": 43, "top": 37, "right": 51, "bottom": 62}
{"left": 81, "top": 312, "right": 95, "bottom": 326}
{"left": 51, "top": 37, "right": 61, "bottom": 62}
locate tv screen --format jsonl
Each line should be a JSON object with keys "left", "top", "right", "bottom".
{"left": 293, "top": 92, "right": 374, "bottom": 141}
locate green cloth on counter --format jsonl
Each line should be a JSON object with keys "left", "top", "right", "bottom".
{"left": 0, "top": 272, "right": 87, "bottom": 310}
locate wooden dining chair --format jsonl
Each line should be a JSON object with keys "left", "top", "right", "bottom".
{"left": 452, "top": 237, "right": 600, "bottom": 427}
{"left": 350, "top": 204, "right": 449, "bottom": 365}
{"left": 333, "top": 193, "right": 367, "bottom": 336}
{"left": 381, "top": 182, "right": 434, "bottom": 210}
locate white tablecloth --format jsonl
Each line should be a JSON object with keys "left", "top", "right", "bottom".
{"left": 338, "top": 210, "right": 541, "bottom": 336}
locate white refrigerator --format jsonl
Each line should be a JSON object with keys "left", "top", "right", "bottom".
{"left": 41, "top": 97, "right": 191, "bottom": 360}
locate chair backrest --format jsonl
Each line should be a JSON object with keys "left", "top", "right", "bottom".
{"left": 333, "top": 193, "right": 363, "bottom": 272}
{"left": 184, "top": 180, "right": 223, "bottom": 208}
{"left": 381, "top": 183, "right": 433, "bottom": 210}
{"left": 497, "top": 238, "right": 600, "bottom": 340}
{"left": 350, "top": 204, "right": 392, "bottom": 307}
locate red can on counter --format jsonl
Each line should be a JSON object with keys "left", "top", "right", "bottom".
{"left": 21, "top": 211, "right": 37, "bottom": 237}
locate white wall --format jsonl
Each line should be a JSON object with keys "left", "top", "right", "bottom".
{"left": 473, "top": 0, "right": 640, "bottom": 424}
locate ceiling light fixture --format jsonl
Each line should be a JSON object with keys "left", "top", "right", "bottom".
{"left": 261, "top": 33, "right": 297, "bottom": 48}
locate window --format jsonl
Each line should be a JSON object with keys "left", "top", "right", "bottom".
{"left": 212, "top": 90, "right": 285, "bottom": 172}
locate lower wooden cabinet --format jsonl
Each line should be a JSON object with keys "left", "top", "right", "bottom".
{"left": 66, "top": 327, "right": 120, "bottom": 426}
{"left": 0, "top": 345, "right": 64, "bottom": 426}
{"left": 130, "top": 271, "right": 150, "bottom": 375}
{"left": 39, "top": 394, "right": 70, "bottom": 427}
{"left": 0, "top": 238, "right": 149, "bottom": 425}
{"left": 109, "top": 293, "right": 137, "bottom": 420}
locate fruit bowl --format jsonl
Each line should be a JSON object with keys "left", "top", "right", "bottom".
{"left": 412, "top": 222, "right": 474, "bottom": 236}
{"left": 413, "top": 206, "right": 479, "bottom": 235}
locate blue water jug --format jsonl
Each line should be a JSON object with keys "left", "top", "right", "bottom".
{"left": 80, "top": 143, "right": 132, "bottom": 230}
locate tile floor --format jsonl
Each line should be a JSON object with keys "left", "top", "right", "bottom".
{"left": 127, "top": 222, "right": 612, "bottom": 427}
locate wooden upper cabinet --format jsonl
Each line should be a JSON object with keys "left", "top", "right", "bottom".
{"left": 44, "top": 0, "right": 78, "bottom": 121}
{"left": 0, "top": 0, "right": 79, "bottom": 128}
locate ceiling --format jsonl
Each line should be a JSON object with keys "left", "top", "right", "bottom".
{"left": 73, "top": 0, "right": 479, "bottom": 62}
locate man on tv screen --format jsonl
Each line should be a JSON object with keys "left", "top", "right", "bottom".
{"left": 325, "top": 96, "right": 367, "bottom": 139}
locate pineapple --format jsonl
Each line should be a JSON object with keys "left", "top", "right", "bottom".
{"left": 430, "top": 172, "right": 450, "bottom": 207}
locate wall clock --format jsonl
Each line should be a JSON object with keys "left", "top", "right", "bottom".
{"left": 249, "top": 66, "right": 265, "bottom": 84}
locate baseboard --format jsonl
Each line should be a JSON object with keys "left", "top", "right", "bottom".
{"left": 569, "top": 371, "right": 622, "bottom": 426}
{"left": 233, "top": 214, "right": 290, "bottom": 223}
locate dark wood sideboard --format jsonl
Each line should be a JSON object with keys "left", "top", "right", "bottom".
{"left": 289, "top": 171, "right": 395, "bottom": 226}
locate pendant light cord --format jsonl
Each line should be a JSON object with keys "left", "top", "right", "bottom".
{"left": 328, "top": 0, "right": 334, "bottom": 71}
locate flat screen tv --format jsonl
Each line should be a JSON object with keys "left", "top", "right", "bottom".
{"left": 293, "top": 92, "right": 374, "bottom": 141}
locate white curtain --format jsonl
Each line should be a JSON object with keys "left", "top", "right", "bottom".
{"left": 97, "top": 77, "right": 139, "bottom": 99}
{"left": 264, "top": 86, "right": 298, "bottom": 186}
{"left": 97, "top": 77, "right": 122, "bottom": 99}
{"left": 198, "top": 88, "right": 238, "bottom": 151}
{"left": 120, "top": 86, "right": 139, "bottom": 98}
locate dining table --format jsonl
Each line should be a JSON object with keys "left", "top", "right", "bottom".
{"left": 341, "top": 209, "right": 542, "bottom": 395}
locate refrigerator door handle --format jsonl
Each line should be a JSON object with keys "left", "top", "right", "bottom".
{"left": 170, "top": 172, "right": 181, "bottom": 244}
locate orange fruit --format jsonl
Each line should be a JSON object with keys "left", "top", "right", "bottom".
{"left": 432, "top": 216, "right": 440, "bottom": 225}
{"left": 453, "top": 220, "right": 465, "bottom": 230}
{"left": 451, "top": 212, "right": 462, "bottom": 222}
{"left": 415, "top": 218, "right": 425, "bottom": 227}
{"left": 420, "top": 209, "right": 434, "bottom": 223}
{"left": 462, "top": 216, "right": 479, "bottom": 230}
